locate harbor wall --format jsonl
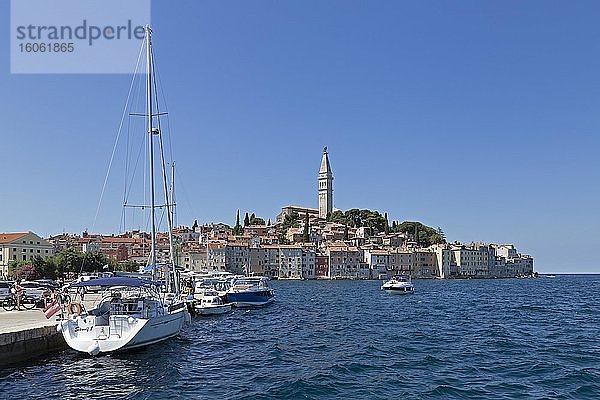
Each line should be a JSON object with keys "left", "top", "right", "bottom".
{"left": 0, "top": 325, "right": 66, "bottom": 365}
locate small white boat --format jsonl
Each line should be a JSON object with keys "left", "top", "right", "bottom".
{"left": 194, "top": 291, "right": 231, "bottom": 316}
{"left": 381, "top": 275, "right": 415, "bottom": 294}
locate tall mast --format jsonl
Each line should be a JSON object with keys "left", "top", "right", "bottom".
{"left": 171, "top": 162, "right": 177, "bottom": 228}
{"left": 146, "top": 25, "right": 157, "bottom": 281}
{"left": 206, "top": 232, "right": 209, "bottom": 271}
{"left": 158, "top": 136, "right": 176, "bottom": 292}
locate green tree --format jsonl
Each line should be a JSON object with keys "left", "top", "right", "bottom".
{"left": 244, "top": 212, "right": 250, "bottom": 227}
{"left": 302, "top": 211, "right": 310, "bottom": 243}
{"left": 32, "top": 255, "right": 55, "bottom": 279}
{"left": 437, "top": 227, "right": 446, "bottom": 242}
{"left": 192, "top": 220, "right": 198, "bottom": 230}
{"left": 248, "top": 213, "right": 266, "bottom": 226}
{"left": 327, "top": 209, "right": 386, "bottom": 232}
{"left": 233, "top": 210, "right": 243, "bottom": 235}
{"left": 277, "top": 211, "right": 300, "bottom": 244}
{"left": 327, "top": 210, "right": 346, "bottom": 224}
{"left": 392, "top": 221, "right": 446, "bottom": 247}
{"left": 282, "top": 211, "right": 300, "bottom": 229}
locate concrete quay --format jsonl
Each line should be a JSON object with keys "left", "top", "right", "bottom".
{"left": 0, "top": 294, "right": 104, "bottom": 364}
{"left": 0, "top": 308, "right": 65, "bottom": 365}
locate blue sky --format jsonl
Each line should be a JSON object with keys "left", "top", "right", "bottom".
{"left": 1, "top": 1, "right": 599, "bottom": 273}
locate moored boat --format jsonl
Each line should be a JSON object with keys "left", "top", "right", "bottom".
{"left": 58, "top": 26, "right": 188, "bottom": 355}
{"left": 59, "top": 277, "right": 186, "bottom": 355}
{"left": 226, "top": 276, "right": 274, "bottom": 307}
{"left": 194, "top": 290, "right": 232, "bottom": 316}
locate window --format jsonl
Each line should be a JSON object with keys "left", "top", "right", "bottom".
{"left": 22, "top": 255, "right": 26, "bottom": 261}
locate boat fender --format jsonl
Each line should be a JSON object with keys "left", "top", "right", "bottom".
{"left": 87, "top": 341, "right": 100, "bottom": 356}
{"left": 68, "top": 302, "right": 82, "bottom": 316}
{"left": 127, "top": 316, "right": 135, "bottom": 324}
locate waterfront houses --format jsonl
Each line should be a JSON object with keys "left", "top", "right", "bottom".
{"left": 0, "top": 232, "right": 54, "bottom": 279}
{"left": 41, "top": 223, "right": 534, "bottom": 281}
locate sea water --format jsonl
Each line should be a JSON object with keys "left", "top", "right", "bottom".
{"left": 1, "top": 275, "right": 599, "bottom": 399}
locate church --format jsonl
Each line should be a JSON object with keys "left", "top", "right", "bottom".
{"left": 275, "top": 146, "right": 334, "bottom": 224}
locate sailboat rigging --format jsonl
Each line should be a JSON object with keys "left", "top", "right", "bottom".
{"left": 59, "top": 26, "right": 188, "bottom": 355}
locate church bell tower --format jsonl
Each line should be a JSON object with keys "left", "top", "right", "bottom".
{"left": 318, "top": 146, "right": 333, "bottom": 219}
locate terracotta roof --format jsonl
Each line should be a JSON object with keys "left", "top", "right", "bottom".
{"left": 0, "top": 232, "right": 29, "bottom": 244}
{"left": 368, "top": 250, "right": 390, "bottom": 255}
{"left": 101, "top": 237, "right": 143, "bottom": 244}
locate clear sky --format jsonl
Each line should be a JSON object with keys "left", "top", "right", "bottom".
{"left": 1, "top": 1, "right": 599, "bottom": 273}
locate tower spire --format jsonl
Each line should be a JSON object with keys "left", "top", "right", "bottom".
{"left": 318, "top": 146, "right": 333, "bottom": 219}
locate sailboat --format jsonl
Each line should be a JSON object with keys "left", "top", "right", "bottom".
{"left": 58, "top": 26, "right": 188, "bottom": 356}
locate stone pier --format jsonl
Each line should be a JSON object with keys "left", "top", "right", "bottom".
{"left": 0, "top": 308, "right": 66, "bottom": 365}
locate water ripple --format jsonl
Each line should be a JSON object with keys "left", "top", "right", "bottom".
{"left": 2, "top": 276, "right": 600, "bottom": 399}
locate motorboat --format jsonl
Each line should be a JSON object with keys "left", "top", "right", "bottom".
{"left": 381, "top": 275, "right": 415, "bottom": 294}
{"left": 226, "top": 276, "right": 274, "bottom": 307}
{"left": 194, "top": 290, "right": 232, "bottom": 316}
{"left": 59, "top": 277, "right": 187, "bottom": 355}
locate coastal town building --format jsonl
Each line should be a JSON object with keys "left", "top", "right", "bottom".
{"left": 315, "top": 254, "right": 329, "bottom": 278}
{"left": 181, "top": 243, "right": 226, "bottom": 273}
{"left": 225, "top": 242, "right": 249, "bottom": 275}
{"left": 0, "top": 232, "right": 54, "bottom": 278}
{"left": 301, "top": 245, "right": 316, "bottom": 279}
{"left": 278, "top": 245, "right": 303, "bottom": 279}
{"left": 326, "top": 243, "right": 361, "bottom": 279}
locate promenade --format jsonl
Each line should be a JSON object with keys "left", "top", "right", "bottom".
{"left": 0, "top": 308, "right": 58, "bottom": 334}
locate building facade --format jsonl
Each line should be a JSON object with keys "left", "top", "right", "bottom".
{"left": 0, "top": 232, "right": 54, "bottom": 278}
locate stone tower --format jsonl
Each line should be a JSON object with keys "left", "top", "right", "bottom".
{"left": 318, "top": 146, "right": 333, "bottom": 219}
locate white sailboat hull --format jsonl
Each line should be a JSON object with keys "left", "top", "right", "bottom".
{"left": 60, "top": 309, "right": 186, "bottom": 355}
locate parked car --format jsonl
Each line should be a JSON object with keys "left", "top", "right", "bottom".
{"left": 19, "top": 281, "right": 51, "bottom": 300}
{"left": 0, "top": 281, "right": 11, "bottom": 300}
{"left": 33, "top": 279, "right": 59, "bottom": 290}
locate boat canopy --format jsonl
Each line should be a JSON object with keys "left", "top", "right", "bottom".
{"left": 71, "top": 276, "right": 161, "bottom": 288}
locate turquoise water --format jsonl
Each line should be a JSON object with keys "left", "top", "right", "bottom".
{"left": 1, "top": 276, "right": 599, "bottom": 399}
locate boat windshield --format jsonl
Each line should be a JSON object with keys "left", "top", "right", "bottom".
{"left": 232, "top": 277, "right": 270, "bottom": 288}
